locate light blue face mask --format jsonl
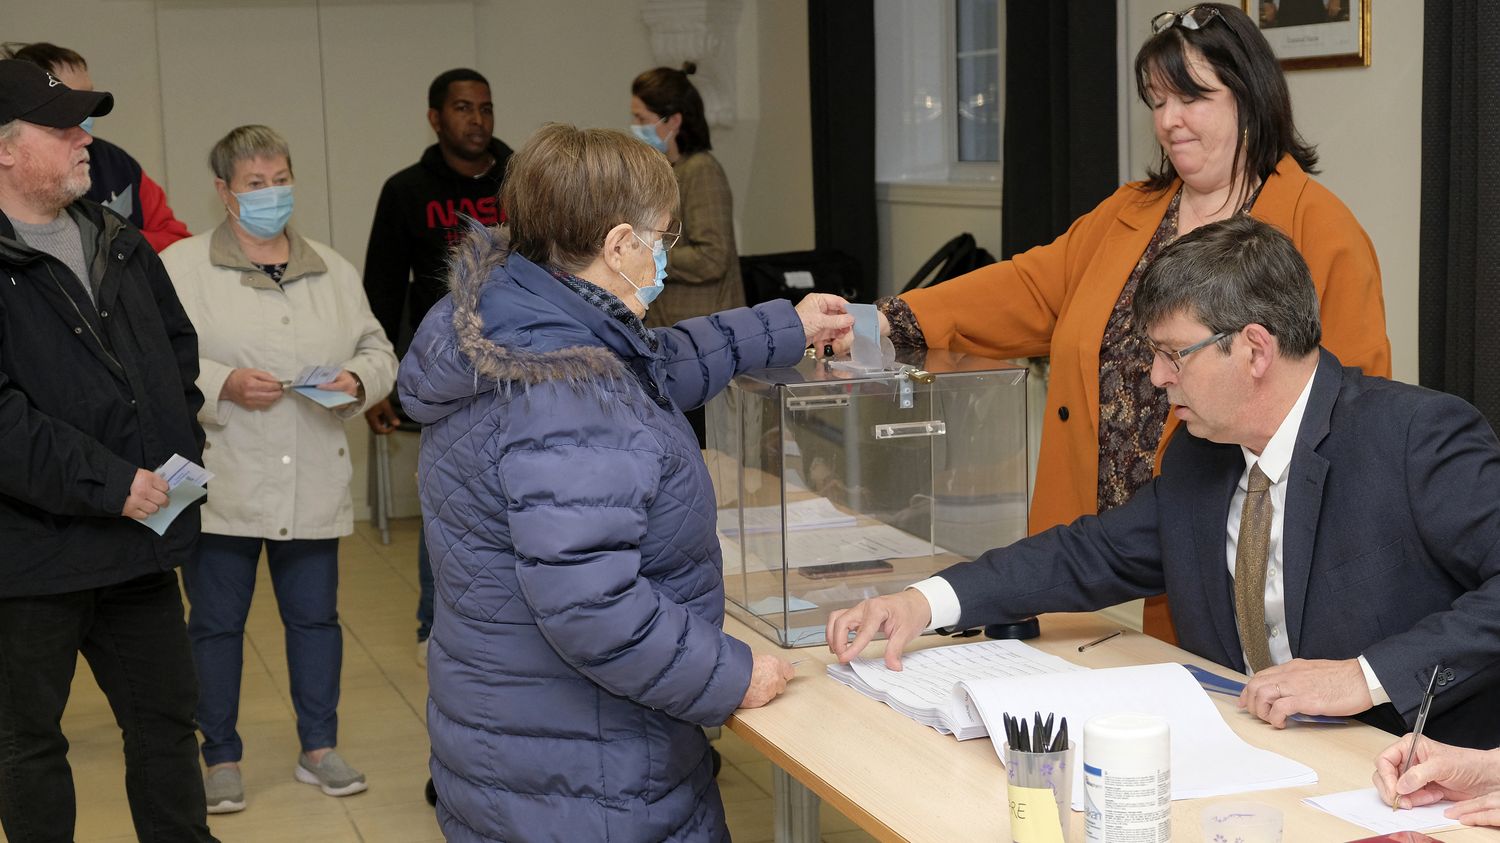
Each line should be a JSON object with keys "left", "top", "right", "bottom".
{"left": 233, "top": 185, "right": 295, "bottom": 239}
{"left": 629, "top": 122, "right": 671, "bottom": 155}
{"left": 618, "top": 230, "right": 668, "bottom": 308}
{"left": 80, "top": 117, "right": 94, "bottom": 135}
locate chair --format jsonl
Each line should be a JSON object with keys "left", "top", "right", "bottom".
{"left": 367, "top": 418, "right": 423, "bottom": 545}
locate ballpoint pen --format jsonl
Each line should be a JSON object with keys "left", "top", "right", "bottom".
{"left": 1078, "top": 629, "right": 1125, "bottom": 652}
{"left": 1392, "top": 663, "right": 1443, "bottom": 811}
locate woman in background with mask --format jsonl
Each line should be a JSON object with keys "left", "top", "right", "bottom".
{"left": 630, "top": 63, "right": 741, "bottom": 444}
{"left": 160, "top": 124, "right": 397, "bottom": 816}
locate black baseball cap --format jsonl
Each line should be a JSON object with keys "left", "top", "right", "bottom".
{"left": 0, "top": 59, "right": 113, "bottom": 128}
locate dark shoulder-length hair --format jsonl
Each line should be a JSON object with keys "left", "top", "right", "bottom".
{"left": 631, "top": 63, "right": 712, "bottom": 156}
{"left": 1133, "top": 2, "right": 1317, "bottom": 199}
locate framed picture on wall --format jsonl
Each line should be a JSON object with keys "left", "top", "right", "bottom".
{"left": 1243, "top": 0, "right": 1371, "bottom": 70}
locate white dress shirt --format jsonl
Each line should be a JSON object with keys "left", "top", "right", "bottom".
{"left": 910, "top": 367, "right": 1387, "bottom": 704}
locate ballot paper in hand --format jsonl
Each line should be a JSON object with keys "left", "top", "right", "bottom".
{"left": 289, "top": 364, "right": 357, "bottom": 408}
{"left": 828, "top": 302, "right": 895, "bottom": 373}
{"left": 140, "top": 454, "right": 213, "bottom": 536}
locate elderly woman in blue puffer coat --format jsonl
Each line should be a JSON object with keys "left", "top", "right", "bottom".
{"left": 397, "top": 123, "right": 853, "bottom": 842}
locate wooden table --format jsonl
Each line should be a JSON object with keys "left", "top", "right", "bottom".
{"left": 724, "top": 612, "right": 1496, "bottom": 842}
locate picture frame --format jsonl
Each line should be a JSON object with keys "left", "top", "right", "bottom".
{"left": 1241, "top": 0, "right": 1371, "bottom": 70}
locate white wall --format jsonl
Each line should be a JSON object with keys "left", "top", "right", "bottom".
{"left": 1122, "top": 1, "right": 1423, "bottom": 383}
{"left": 0, "top": 0, "right": 816, "bottom": 520}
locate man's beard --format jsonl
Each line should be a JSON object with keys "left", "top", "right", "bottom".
{"left": 18, "top": 147, "right": 91, "bottom": 213}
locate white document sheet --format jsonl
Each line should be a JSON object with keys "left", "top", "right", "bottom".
{"left": 1302, "top": 788, "right": 1461, "bottom": 834}
{"left": 718, "top": 521, "right": 946, "bottom": 574}
{"left": 716, "top": 497, "right": 857, "bottom": 536}
{"left": 957, "top": 662, "right": 1318, "bottom": 810}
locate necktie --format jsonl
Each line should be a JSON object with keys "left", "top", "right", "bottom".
{"left": 1234, "top": 463, "right": 1274, "bottom": 673}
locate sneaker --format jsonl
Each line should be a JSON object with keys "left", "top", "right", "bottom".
{"left": 416, "top": 638, "right": 429, "bottom": 668}
{"left": 204, "top": 765, "right": 246, "bottom": 814}
{"left": 294, "top": 750, "right": 368, "bottom": 797}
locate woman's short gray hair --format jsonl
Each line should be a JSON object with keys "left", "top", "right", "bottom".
{"left": 209, "top": 124, "right": 292, "bottom": 183}
{"left": 1133, "top": 215, "right": 1322, "bottom": 358}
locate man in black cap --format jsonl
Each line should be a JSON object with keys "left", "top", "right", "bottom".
{"left": 0, "top": 59, "right": 217, "bottom": 842}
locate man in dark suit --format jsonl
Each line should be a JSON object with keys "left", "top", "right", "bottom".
{"left": 828, "top": 215, "right": 1500, "bottom": 750}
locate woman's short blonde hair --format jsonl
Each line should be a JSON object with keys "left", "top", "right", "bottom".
{"left": 502, "top": 123, "right": 678, "bottom": 273}
{"left": 209, "top": 124, "right": 292, "bottom": 183}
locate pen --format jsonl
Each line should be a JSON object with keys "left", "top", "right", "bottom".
{"left": 1078, "top": 629, "right": 1125, "bottom": 652}
{"left": 1392, "top": 663, "right": 1443, "bottom": 811}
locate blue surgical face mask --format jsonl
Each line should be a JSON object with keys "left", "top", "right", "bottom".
{"left": 80, "top": 117, "right": 94, "bottom": 135}
{"left": 232, "top": 185, "right": 294, "bottom": 239}
{"left": 629, "top": 122, "right": 671, "bottom": 155}
{"left": 618, "top": 229, "right": 668, "bottom": 308}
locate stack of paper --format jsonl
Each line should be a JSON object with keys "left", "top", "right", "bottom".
{"left": 826, "top": 639, "right": 1084, "bottom": 739}
{"left": 828, "top": 641, "right": 1318, "bottom": 808}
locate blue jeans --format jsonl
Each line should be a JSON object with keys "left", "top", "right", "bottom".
{"left": 182, "top": 535, "right": 341, "bottom": 766}
{"left": 0, "top": 572, "right": 215, "bottom": 843}
{"left": 417, "top": 521, "right": 434, "bottom": 642}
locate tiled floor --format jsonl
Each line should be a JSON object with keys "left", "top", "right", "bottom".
{"left": 0, "top": 518, "right": 875, "bottom": 843}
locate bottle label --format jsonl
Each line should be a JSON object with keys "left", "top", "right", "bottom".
{"left": 1083, "top": 764, "right": 1170, "bottom": 842}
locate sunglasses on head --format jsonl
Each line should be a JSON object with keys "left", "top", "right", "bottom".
{"left": 1151, "top": 5, "right": 1225, "bottom": 35}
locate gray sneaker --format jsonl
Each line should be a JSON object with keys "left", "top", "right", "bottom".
{"left": 294, "top": 750, "right": 368, "bottom": 797}
{"left": 204, "top": 766, "right": 246, "bottom": 814}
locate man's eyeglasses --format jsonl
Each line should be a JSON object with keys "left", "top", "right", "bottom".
{"left": 1151, "top": 5, "right": 1225, "bottom": 35}
{"left": 1145, "top": 330, "right": 1232, "bottom": 372}
{"left": 654, "top": 221, "right": 683, "bottom": 251}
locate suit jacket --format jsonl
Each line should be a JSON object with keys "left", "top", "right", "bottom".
{"left": 902, "top": 155, "right": 1391, "bottom": 539}
{"left": 940, "top": 351, "right": 1500, "bottom": 749}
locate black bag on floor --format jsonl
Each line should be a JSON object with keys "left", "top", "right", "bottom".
{"left": 900, "top": 233, "right": 996, "bottom": 293}
{"left": 740, "top": 249, "right": 863, "bottom": 306}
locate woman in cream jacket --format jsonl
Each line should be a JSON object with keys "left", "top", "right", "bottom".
{"left": 160, "top": 125, "right": 396, "bottom": 815}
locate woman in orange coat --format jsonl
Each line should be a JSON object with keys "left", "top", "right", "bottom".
{"left": 875, "top": 4, "right": 1390, "bottom": 637}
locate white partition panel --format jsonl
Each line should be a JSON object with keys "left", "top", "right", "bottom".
{"left": 156, "top": 0, "right": 332, "bottom": 242}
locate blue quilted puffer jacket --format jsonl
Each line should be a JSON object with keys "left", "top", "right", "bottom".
{"left": 397, "top": 224, "right": 805, "bottom": 842}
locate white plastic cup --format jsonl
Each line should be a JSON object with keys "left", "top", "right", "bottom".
{"left": 1200, "top": 801, "right": 1282, "bottom": 843}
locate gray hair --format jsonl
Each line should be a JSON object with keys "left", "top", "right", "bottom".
{"left": 1133, "top": 215, "right": 1321, "bottom": 358}
{"left": 209, "top": 124, "right": 292, "bottom": 183}
{"left": 0, "top": 119, "right": 19, "bottom": 144}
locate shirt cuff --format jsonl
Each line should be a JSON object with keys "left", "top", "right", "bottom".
{"left": 1358, "top": 655, "right": 1390, "bottom": 706}
{"left": 908, "top": 577, "right": 962, "bottom": 631}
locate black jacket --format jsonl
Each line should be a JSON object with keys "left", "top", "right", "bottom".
{"left": 362, "top": 139, "right": 512, "bottom": 352}
{"left": 0, "top": 200, "right": 205, "bottom": 598}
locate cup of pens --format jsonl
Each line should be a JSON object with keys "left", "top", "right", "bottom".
{"left": 1004, "top": 711, "right": 1073, "bottom": 843}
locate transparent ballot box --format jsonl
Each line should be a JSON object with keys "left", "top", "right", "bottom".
{"left": 706, "top": 349, "right": 1029, "bottom": 647}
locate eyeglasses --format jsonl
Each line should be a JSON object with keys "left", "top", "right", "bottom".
{"left": 654, "top": 221, "right": 682, "bottom": 251}
{"left": 1151, "top": 5, "right": 1225, "bottom": 35}
{"left": 1144, "top": 330, "right": 1232, "bottom": 372}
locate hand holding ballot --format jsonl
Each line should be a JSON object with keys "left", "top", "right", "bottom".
{"left": 123, "top": 468, "right": 170, "bottom": 520}
{"left": 221, "top": 367, "right": 285, "bottom": 410}
{"left": 826, "top": 589, "right": 932, "bottom": 670}
{"left": 1374, "top": 735, "right": 1500, "bottom": 824}
{"left": 1239, "top": 658, "right": 1374, "bottom": 728}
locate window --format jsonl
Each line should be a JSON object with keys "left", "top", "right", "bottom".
{"left": 875, "top": 0, "right": 1004, "bottom": 183}
{"left": 955, "top": 0, "right": 1001, "bottom": 163}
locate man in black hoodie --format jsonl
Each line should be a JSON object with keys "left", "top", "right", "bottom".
{"left": 362, "top": 68, "right": 512, "bottom": 668}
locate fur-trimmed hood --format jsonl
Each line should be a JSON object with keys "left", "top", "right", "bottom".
{"left": 398, "top": 222, "right": 657, "bottom": 426}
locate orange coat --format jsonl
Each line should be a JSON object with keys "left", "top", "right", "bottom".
{"left": 902, "top": 154, "right": 1391, "bottom": 539}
